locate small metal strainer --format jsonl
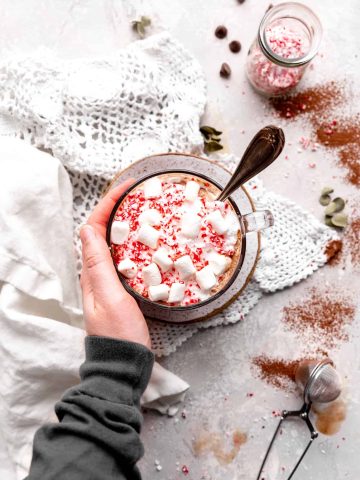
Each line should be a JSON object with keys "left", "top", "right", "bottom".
{"left": 256, "top": 358, "right": 342, "bottom": 480}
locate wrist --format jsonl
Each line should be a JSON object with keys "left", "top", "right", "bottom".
{"left": 80, "top": 336, "right": 154, "bottom": 404}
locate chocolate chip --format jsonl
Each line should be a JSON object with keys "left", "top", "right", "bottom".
{"left": 215, "top": 25, "right": 227, "bottom": 39}
{"left": 229, "top": 40, "right": 241, "bottom": 53}
{"left": 237, "top": 0, "right": 246, "bottom": 3}
{"left": 220, "top": 62, "right": 231, "bottom": 78}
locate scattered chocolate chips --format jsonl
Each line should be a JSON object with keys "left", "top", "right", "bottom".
{"left": 220, "top": 62, "right": 231, "bottom": 78}
{"left": 237, "top": 0, "right": 246, "bottom": 4}
{"left": 229, "top": 40, "right": 241, "bottom": 53}
{"left": 215, "top": 25, "right": 227, "bottom": 39}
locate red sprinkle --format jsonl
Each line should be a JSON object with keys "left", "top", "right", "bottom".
{"left": 182, "top": 465, "right": 189, "bottom": 475}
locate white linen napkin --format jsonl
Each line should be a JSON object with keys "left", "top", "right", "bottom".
{"left": 0, "top": 137, "right": 189, "bottom": 480}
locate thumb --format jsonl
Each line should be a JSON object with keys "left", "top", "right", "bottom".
{"left": 80, "top": 224, "right": 122, "bottom": 297}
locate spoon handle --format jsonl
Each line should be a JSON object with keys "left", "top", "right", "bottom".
{"left": 217, "top": 125, "right": 285, "bottom": 202}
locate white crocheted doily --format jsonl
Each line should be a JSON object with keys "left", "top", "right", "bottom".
{"left": 0, "top": 32, "right": 337, "bottom": 357}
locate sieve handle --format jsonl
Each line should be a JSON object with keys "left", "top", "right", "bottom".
{"left": 256, "top": 402, "right": 318, "bottom": 480}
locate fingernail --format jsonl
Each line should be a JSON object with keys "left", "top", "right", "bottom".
{"left": 80, "top": 224, "right": 95, "bottom": 243}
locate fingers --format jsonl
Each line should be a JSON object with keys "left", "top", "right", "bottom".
{"left": 80, "top": 262, "right": 95, "bottom": 316}
{"left": 87, "top": 178, "right": 135, "bottom": 238}
{"left": 80, "top": 224, "right": 125, "bottom": 298}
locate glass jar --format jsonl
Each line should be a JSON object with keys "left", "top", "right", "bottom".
{"left": 246, "top": 2, "right": 322, "bottom": 96}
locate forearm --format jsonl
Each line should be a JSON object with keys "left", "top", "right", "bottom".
{"left": 25, "top": 336, "right": 154, "bottom": 480}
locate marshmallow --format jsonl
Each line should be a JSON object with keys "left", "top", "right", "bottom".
{"left": 181, "top": 213, "right": 201, "bottom": 238}
{"left": 142, "top": 262, "right": 162, "bottom": 286}
{"left": 174, "top": 255, "right": 196, "bottom": 280}
{"left": 207, "top": 210, "right": 228, "bottom": 235}
{"left": 225, "top": 211, "right": 240, "bottom": 236}
{"left": 168, "top": 283, "right": 186, "bottom": 303}
{"left": 148, "top": 284, "right": 170, "bottom": 302}
{"left": 153, "top": 247, "right": 173, "bottom": 272}
{"left": 208, "top": 251, "right": 232, "bottom": 276}
{"left": 138, "top": 209, "right": 161, "bottom": 226}
{"left": 117, "top": 258, "right": 138, "bottom": 278}
{"left": 196, "top": 265, "right": 217, "bottom": 291}
{"left": 143, "top": 177, "right": 162, "bottom": 198}
{"left": 184, "top": 180, "right": 200, "bottom": 202}
{"left": 137, "top": 224, "right": 160, "bottom": 249}
{"left": 110, "top": 221, "right": 129, "bottom": 245}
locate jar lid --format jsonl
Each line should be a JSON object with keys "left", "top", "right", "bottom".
{"left": 258, "top": 2, "right": 323, "bottom": 68}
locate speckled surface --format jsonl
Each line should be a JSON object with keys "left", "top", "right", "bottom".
{"left": 109, "top": 154, "right": 260, "bottom": 322}
{"left": 2, "top": 1, "right": 359, "bottom": 479}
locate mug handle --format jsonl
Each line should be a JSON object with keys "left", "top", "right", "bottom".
{"left": 242, "top": 210, "right": 274, "bottom": 233}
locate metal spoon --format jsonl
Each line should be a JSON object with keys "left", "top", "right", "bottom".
{"left": 217, "top": 125, "right": 285, "bottom": 202}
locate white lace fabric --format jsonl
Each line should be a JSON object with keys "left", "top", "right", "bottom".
{"left": 0, "top": 32, "right": 336, "bottom": 357}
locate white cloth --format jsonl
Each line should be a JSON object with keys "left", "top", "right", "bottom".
{"left": 0, "top": 32, "right": 337, "bottom": 357}
{"left": 0, "top": 138, "right": 189, "bottom": 480}
{"left": 141, "top": 362, "right": 189, "bottom": 415}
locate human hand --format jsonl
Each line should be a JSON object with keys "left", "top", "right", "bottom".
{"left": 80, "top": 179, "right": 151, "bottom": 349}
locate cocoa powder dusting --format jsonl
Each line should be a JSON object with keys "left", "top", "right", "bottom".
{"left": 324, "top": 219, "right": 360, "bottom": 267}
{"left": 313, "top": 399, "right": 347, "bottom": 436}
{"left": 282, "top": 288, "right": 355, "bottom": 350}
{"left": 338, "top": 144, "right": 360, "bottom": 186}
{"left": 315, "top": 118, "right": 360, "bottom": 148}
{"left": 252, "top": 288, "right": 355, "bottom": 390}
{"left": 346, "top": 217, "right": 360, "bottom": 266}
{"left": 269, "top": 82, "right": 342, "bottom": 119}
{"left": 324, "top": 239, "right": 343, "bottom": 266}
{"left": 251, "top": 357, "right": 298, "bottom": 390}
{"left": 315, "top": 118, "right": 360, "bottom": 186}
{"left": 270, "top": 81, "right": 360, "bottom": 186}
{"left": 193, "top": 430, "right": 247, "bottom": 465}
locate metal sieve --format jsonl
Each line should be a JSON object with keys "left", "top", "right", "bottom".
{"left": 297, "top": 359, "right": 342, "bottom": 404}
{"left": 256, "top": 358, "right": 342, "bottom": 480}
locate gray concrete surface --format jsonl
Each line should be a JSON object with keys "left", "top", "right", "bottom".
{"left": 2, "top": 1, "right": 359, "bottom": 478}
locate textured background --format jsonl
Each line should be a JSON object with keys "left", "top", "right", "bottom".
{"left": 1, "top": 1, "right": 359, "bottom": 479}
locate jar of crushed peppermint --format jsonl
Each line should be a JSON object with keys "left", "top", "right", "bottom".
{"left": 246, "top": 2, "right": 322, "bottom": 96}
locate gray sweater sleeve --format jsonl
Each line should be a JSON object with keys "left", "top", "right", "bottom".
{"left": 25, "top": 336, "right": 154, "bottom": 480}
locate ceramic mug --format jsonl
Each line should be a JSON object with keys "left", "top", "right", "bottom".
{"left": 106, "top": 166, "right": 273, "bottom": 322}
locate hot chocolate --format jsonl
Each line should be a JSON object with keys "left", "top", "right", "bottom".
{"left": 110, "top": 173, "right": 241, "bottom": 306}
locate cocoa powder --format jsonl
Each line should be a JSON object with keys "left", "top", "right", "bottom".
{"left": 282, "top": 288, "right": 355, "bottom": 350}
{"left": 346, "top": 217, "right": 360, "bottom": 266}
{"left": 251, "top": 356, "right": 298, "bottom": 390}
{"left": 193, "top": 430, "right": 247, "bottom": 465}
{"left": 313, "top": 399, "right": 347, "bottom": 436}
{"left": 325, "top": 218, "right": 360, "bottom": 268}
{"left": 324, "top": 239, "right": 343, "bottom": 266}
{"left": 251, "top": 287, "right": 355, "bottom": 390}
{"left": 269, "top": 82, "right": 342, "bottom": 119}
{"left": 315, "top": 118, "right": 360, "bottom": 148}
{"left": 269, "top": 82, "right": 360, "bottom": 186}
{"left": 315, "top": 117, "right": 360, "bottom": 186}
